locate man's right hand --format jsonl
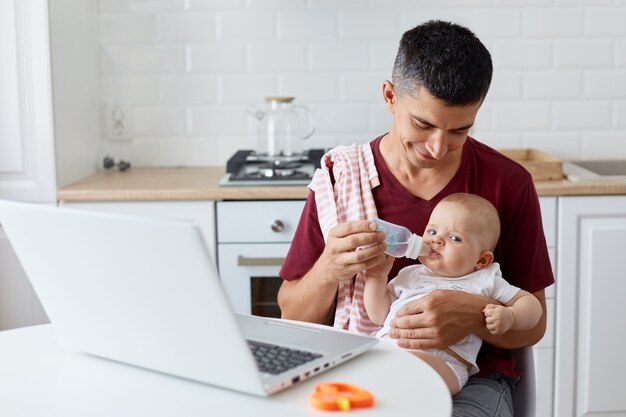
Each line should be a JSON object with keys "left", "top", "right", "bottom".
{"left": 315, "top": 220, "right": 388, "bottom": 284}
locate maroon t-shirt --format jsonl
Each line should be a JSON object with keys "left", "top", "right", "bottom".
{"left": 280, "top": 135, "right": 555, "bottom": 378}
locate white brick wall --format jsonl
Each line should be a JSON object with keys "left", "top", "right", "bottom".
{"left": 97, "top": 0, "right": 626, "bottom": 166}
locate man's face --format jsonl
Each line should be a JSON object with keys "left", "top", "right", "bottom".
{"left": 388, "top": 86, "right": 482, "bottom": 169}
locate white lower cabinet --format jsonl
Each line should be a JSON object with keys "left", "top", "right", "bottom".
{"left": 535, "top": 197, "right": 557, "bottom": 417}
{"left": 555, "top": 195, "right": 626, "bottom": 417}
{"left": 60, "top": 201, "right": 217, "bottom": 263}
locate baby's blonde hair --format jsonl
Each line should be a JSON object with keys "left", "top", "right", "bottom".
{"left": 438, "top": 193, "right": 501, "bottom": 251}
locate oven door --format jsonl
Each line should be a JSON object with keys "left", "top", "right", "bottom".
{"left": 218, "top": 243, "right": 290, "bottom": 318}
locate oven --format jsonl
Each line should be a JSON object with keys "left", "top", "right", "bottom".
{"left": 216, "top": 200, "right": 305, "bottom": 318}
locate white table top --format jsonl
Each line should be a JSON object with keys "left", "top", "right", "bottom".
{"left": 0, "top": 325, "right": 451, "bottom": 417}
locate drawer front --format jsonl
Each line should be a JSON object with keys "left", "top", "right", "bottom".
{"left": 217, "top": 200, "right": 305, "bottom": 243}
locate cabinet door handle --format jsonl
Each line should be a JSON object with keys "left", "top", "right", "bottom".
{"left": 270, "top": 220, "right": 284, "bottom": 232}
{"left": 237, "top": 255, "right": 286, "bottom": 266}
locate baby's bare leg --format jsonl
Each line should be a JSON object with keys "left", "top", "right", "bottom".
{"left": 409, "top": 351, "right": 460, "bottom": 395}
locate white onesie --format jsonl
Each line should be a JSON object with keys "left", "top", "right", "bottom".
{"left": 375, "top": 263, "right": 520, "bottom": 387}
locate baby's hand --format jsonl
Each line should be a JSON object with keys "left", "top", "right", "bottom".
{"left": 365, "top": 254, "right": 394, "bottom": 282}
{"left": 483, "top": 304, "right": 514, "bottom": 335}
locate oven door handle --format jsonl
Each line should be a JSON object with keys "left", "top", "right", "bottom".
{"left": 237, "top": 255, "right": 286, "bottom": 267}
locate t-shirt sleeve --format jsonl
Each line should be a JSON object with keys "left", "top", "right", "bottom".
{"left": 496, "top": 181, "right": 555, "bottom": 294}
{"left": 279, "top": 191, "right": 326, "bottom": 281}
{"left": 491, "top": 271, "right": 521, "bottom": 305}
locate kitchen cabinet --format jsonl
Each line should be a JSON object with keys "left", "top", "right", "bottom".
{"left": 555, "top": 195, "right": 626, "bottom": 417}
{"left": 1, "top": 0, "right": 57, "bottom": 330}
{"left": 0, "top": 0, "right": 100, "bottom": 330}
{"left": 59, "top": 201, "right": 217, "bottom": 264}
{"left": 535, "top": 197, "right": 557, "bottom": 417}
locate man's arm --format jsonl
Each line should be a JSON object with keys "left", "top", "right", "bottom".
{"left": 388, "top": 289, "right": 547, "bottom": 350}
{"left": 278, "top": 220, "right": 388, "bottom": 323}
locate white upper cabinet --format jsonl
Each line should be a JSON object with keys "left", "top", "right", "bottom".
{"left": 0, "top": 0, "right": 57, "bottom": 202}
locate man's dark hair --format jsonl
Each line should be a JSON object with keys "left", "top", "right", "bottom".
{"left": 392, "top": 20, "right": 493, "bottom": 105}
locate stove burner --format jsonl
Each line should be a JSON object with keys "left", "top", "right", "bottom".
{"left": 224, "top": 149, "right": 324, "bottom": 185}
{"left": 257, "top": 161, "right": 303, "bottom": 177}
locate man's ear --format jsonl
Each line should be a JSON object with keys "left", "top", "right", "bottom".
{"left": 382, "top": 80, "right": 396, "bottom": 111}
{"left": 475, "top": 251, "right": 494, "bottom": 271}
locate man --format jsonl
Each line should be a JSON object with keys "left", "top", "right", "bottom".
{"left": 278, "top": 20, "right": 553, "bottom": 417}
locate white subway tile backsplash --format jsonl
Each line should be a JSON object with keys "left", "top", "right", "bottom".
{"left": 581, "top": 132, "right": 626, "bottom": 158}
{"left": 157, "top": 13, "right": 217, "bottom": 42}
{"left": 612, "top": 101, "right": 626, "bottom": 129}
{"left": 247, "top": 43, "right": 307, "bottom": 72}
{"left": 585, "top": 7, "right": 626, "bottom": 37}
{"left": 160, "top": 75, "right": 218, "bottom": 105}
{"left": 402, "top": 9, "right": 523, "bottom": 39}
{"left": 96, "top": 2, "right": 626, "bottom": 165}
{"left": 190, "top": 106, "right": 250, "bottom": 135}
{"left": 524, "top": 71, "right": 583, "bottom": 99}
{"left": 340, "top": 72, "right": 388, "bottom": 101}
{"left": 309, "top": 42, "right": 370, "bottom": 71}
{"left": 370, "top": 41, "right": 397, "bottom": 73}
{"left": 585, "top": 71, "right": 626, "bottom": 98}
{"left": 489, "top": 71, "right": 523, "bottom": 100}
{"left": 555, "top": 40, "right": 613, "bottom": 68}
{"left": 98, "top": 0, "right": 186, "bottom": 13}
{"left": 340, "top": 10, "right": 401, "bottom": 41}
{"left": 277, "top": 11, "right": 338, "bottom": 41}
{"left": 101, "top": 76, "right": 161, "bottom": 104}
{"left": 217, "top": 12, "right": 276, "bottom": 41}
{"left": 617, "top": 40, "right": 626, "bottom": 67}
{"left": 278, "top": 74, "right": 340, "bottom": 102}
{"left": 186, "top": 0, "right": 245, "bottom": 10}
{"left": 187, "top": 44, "right": 246, "bottom": 73}
{"left": 100, "top": 45, "right": 186, "bottom": 75}
{"left": 553, "top": 101, "right": 611, "bottom": 129}
{"left": 134, "top": 106, "right": 188, "bottom": 136}
{"left": 312, "top": 103, "right": 370, "bottom": 134}
{"left": 246, "top": 0, "right": 307, "bottom": 10}
{"left": 493, "top": 102, "right": 552, "bottom": 131}
{"left": 219, "top": 74, "right": 277, "bottom": 103}
{"left": 475, "top": 132, "right": 524, "bottom": 150}
{"left": 99, "top": 15, "right": 157, "bottom": 44}
{"left": 524, "top": 132, "right": 583, "bottom": 159}
{"left": 524, "top": 8, "right": 584, "bottom": 37}
{"left": 492, "top": 40, "right": 553, "bottom": 69}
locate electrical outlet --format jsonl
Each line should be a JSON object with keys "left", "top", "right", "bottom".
{"left": 103, "top": 104, "right": 133, "bottom": 141}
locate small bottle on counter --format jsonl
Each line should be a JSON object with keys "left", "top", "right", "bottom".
{"left": 373, "top": 217, "right": 429, "bottom": 259}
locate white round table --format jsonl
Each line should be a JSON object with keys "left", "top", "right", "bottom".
{"left": 0, "top": 325, "right": 451, "bottom": 417}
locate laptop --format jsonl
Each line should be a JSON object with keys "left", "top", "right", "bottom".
{"left": 0, "top": 200, "right": 376, "bottom": 396}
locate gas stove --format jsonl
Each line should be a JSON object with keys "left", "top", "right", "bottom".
{"left": 219, "top": 149, "right": 325, "bottom": 186}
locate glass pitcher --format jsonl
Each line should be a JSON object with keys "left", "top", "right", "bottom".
{"left": 246, "top": 96, "right": 316, "bottom": 157}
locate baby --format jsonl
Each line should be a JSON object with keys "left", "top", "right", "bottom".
{"left": 364, "top": 193, "right": 542, "bottom": 395}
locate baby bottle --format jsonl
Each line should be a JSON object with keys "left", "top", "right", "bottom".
{"left": 373, "top": 218, "right": 429, "bottom": 259}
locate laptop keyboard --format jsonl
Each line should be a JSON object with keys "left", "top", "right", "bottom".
{"left": 247, "top": 340, "right": 322, "bottom": 375}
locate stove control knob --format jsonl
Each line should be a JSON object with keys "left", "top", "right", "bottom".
{"left": 271, "top": 220, "right": 285, "bottom": 233}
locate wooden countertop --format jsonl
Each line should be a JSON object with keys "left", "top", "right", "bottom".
{"left": 57, "top": 166, "right": 626, "bottom": 202}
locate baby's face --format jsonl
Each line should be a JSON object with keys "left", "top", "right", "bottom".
{"left": 418, "top": 202, "right": 487, "bottom": 277}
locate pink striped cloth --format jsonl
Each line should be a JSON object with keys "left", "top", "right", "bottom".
{"left": 308, "top": 143, "right": 382, "bottom": 336}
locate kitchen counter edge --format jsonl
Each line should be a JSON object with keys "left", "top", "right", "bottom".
{"left": 56, "top": 166, "right": 626, "bottom": 202}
